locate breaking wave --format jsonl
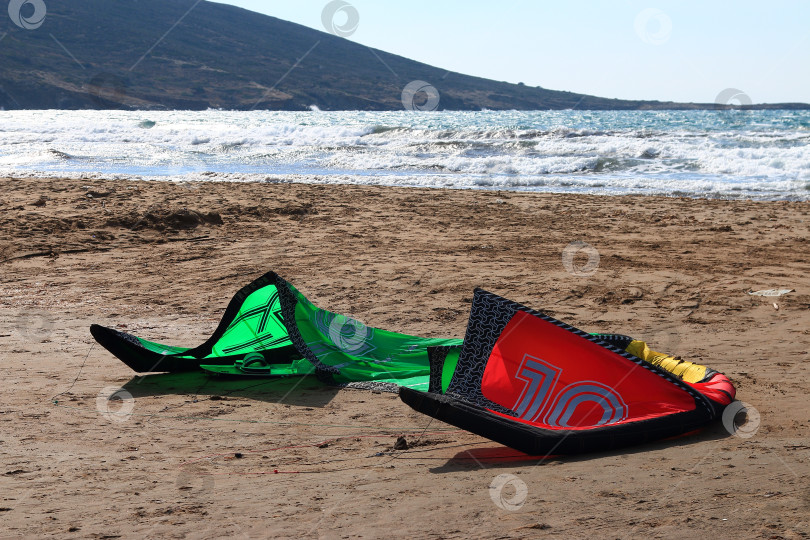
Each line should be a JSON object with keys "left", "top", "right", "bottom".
{"left": 0, "top": 109, "right": 808, "bottom": 200}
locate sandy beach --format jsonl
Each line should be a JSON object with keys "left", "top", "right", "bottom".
{"left": 1, "top": 176, "right": 809, "bottom": 539}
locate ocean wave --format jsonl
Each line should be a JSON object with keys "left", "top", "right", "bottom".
{"left": 0, "top": 109, "right": 808, "bottom": 200}
{"left": 48, "top": 149, "right": 74, "bottom": 160}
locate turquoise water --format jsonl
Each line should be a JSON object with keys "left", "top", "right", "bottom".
{"left": 0, "top": 109, "right": 808, "bottom": 199}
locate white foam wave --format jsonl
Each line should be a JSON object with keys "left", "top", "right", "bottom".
{"left": 0, "top": 110, "right": 808, "bottom": 200}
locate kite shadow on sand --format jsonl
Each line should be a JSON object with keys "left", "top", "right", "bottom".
{"left": 121, "top": 371, "right": 341, "bottom": 409}
{"left": 428, "top": 421, "right": 733, "bottom": 473}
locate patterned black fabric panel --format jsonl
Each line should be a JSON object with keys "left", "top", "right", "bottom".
{"left": 273, "top": 274, "right": 340, "bottom": 385}
{"left": 592, "top": 333, "right": 635, "bottom": 350}
{"left": 344, "top": 381, "right": 400, "bottom": 393}
{"left": 426, "top": 346, "right": 451, "bottom": 394}
{"left": 90, "top": 324, "right": 187, "bottom": 373}
{"left": 113, "top": 328, "right": 146, "bottom": 348}
{"left": 447, "top": 289, "right": 718, "bottom": 419}
{"left": 446, "top": 289, "right": 540, "bottom": 414}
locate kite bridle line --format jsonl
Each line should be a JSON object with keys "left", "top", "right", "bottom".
{"left": 176, "top": 419, "right": 454, "bottom": 476}
{"left": 50, "top": 348, "right": 480, "bottom": 475}
{"left": 50, "top": 399, "right": 461, "bottom": 434}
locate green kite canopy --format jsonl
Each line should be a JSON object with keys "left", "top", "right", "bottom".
{"left": 91, "top": 271, "right": 462, "bottom": 391}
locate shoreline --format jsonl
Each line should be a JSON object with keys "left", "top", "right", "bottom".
{"left": 1, "top": 172, "right": 808, "bottom": 203}
{"left": 2, "top": 175, "right": 809, "bottom": 538}
{"left": 3, "top": 174, "right": 809, "bottom": 265}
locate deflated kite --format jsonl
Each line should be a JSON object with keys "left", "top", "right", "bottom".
{"left": 399, "top": 288, "right": 735, "bottom": 455}
{"left": 92, "top": 271, "right": 736, "bottom": 454}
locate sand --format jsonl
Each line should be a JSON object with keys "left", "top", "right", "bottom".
{"left": 1, "top": 176, "right": 809, "bottom": 539}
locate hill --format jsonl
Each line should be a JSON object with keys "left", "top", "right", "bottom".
{"left": 1, "top": 0, "right": 807, "bottom": 110}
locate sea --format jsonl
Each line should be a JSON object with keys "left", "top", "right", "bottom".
{"left": 1, "top": 109, "right": 808, "bottom": 200}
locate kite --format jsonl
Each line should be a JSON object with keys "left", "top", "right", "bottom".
{"left": 91, "top": 271, "right": 462, "bottom": 391}
{"left": 92, "top": 272, "right": 736, "bottom": 454}
{"left": 399, "top": 288, "right": 735, "bottom": 455}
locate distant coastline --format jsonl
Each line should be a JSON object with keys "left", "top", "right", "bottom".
{"left": 2, "top": 0, "right": 808, "bottom": 112}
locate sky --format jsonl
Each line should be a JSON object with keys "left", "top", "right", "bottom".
{"left": 215, "top": 0, "right": 810, "bottom": 104}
